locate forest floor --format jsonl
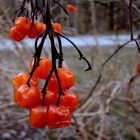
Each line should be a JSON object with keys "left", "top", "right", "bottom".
{"left": 0, "top": 45, "right": 140, "bottom": 140}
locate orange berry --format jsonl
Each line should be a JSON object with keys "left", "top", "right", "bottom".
{"left": 37, "top": 23, "right": 46, "bottom": 34}
{"left": 9, "top": 26, "right": 25, "bottom": 42}
{"left": 58, "top": 67, "right": 75, "bottom": 89}
{"left": 12, "top": 72, "right": 38, "bottom": 90}
{"left": 52, "top": 22, "right": 62, "bottom": 33}
{"left": 30, "top": 57, "right": 52, "bottom": 79}
{"left": 15, "top": 17, "right": 31, "bottom": 34}
{"left": 66, "top": 4, "right": 78, "bottom": 13}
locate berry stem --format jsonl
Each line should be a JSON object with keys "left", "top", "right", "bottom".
{"left": 55, "top": 31, "right": 92, "bottom": 71}
{"left": 41, "top": 69, "right": 54, "bottom": 105}
{"left": 40, "top": 0, "right": 64, "bottom": 106}
{"left": 55, "top": 34, "right": 63, "bottom": 68}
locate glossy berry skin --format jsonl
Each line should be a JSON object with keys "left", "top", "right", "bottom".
{"left": 14, "top": 85, "right": 41, "bottom": 108}
{"left": 12, "top": 72, "right": 38, "bottom": 90}
{"left": 58, "top": 67, "right": 75, "bottom": 89}
{"left": 15, "top": 17, "right": 31, "bottom": 34}
{"left": 30, "top": 57, "right": 52, "bottom": 79}
{"left": 27, "top": 22, "right": 38, "bottom": 39}
{"left": 48, "top": 67, "right": 75, "bottom": 91}
{"left": 47, "top": 105, "right": 71, "bottom": 129}
{"left": 47, "top": 74, "right": 58, "bottom": 92}
{"left": 40, "top": 89, "right": 58, "bottom": 106}
{"left": 60, "top": 91, "right": 79, "bottom": 112}
{"left": 66, "top": 4, "right": 78, "bottom": 13}
{"left": 37, "top": 23, "right": 46, "bottom": 34}
{"left": 29, "top": 105, "right": 48, "bottom": 128}
{"left": 137, "top": 62, "right": 140, "bottom": 75}
{"left": 52, "top": 23, "right": 62, "bottom": 33}
{"left": 9, "top": 26, "right": 25, "bottom": 42}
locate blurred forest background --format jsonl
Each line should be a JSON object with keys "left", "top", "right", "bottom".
{"left": 0, "top": 0, "right": 140, "bottom": 140}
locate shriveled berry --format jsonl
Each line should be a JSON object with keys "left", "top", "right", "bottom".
{"left": 47, "top": 105, "right": 71, "bottom": 129}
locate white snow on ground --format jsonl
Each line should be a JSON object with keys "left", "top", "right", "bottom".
{"left": 0, "top": 34, "right": 138, "bottom": 50}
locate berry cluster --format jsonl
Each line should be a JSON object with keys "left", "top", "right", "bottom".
{"left": 9, "top": 17, "right": 62, "bottom": 42}
{"left": 10, "top": 0, "right": 92, "bottom": 129}
{"left": 12, "top": 57, "right": 79, "bottom": 128}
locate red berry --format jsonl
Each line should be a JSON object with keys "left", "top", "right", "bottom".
{"left": 47, "top": 105, "right": 71, "bottom": 129}
{"left": 27, "top": 21, "right": 38, "bottom": 39}
{"left": 9, "top": 26, "right": 25, "bottom": 42}
{"left": 47, "top": 74, "right": 58, "bottom": 92}
{"left": 137, "top": 62, "right": 140, "bottom": 75}
{"left": 29, "top": 105, "right": 48, "bottom": 128}
{"left": 40, "top": 89, "right": 58, "bottom": 106}
{"left": 14, "top": 85, "right": 41, "bottom": 108}
{"left": 48, "top": 67, "right": 75, "bottom": 91}
{"left": 15, "top": 17, "right": 31, "bottom": 34}
{"left": 60, "top": 91, "right": 79, "bottom": 112}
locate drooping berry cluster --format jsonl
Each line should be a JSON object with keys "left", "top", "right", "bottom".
{"left": 10, "top": 0, "right": 92, "bottom": 129}
{"left": 9, "top": 17, "right": 62, "bottom": 42}
{"left": 12, "top": 58, "right": 79, "bottom": 128}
